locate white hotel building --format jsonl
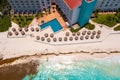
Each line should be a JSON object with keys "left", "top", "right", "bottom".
{"left": 7, "top": 0, "right": 52, "bottom": 13}
{"left": 7, "top": 0, "right": 120, "bottom": 27}
{"left": 7, "top": 0, "right": 120, "bottom": 14}
{"left": 96, "top": 0, "right": 120, "bottom": 11}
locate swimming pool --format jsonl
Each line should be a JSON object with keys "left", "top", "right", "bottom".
{"left": 40, "top": 19, "right": 63, "bottom": 33}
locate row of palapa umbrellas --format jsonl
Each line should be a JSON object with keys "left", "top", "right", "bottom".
{"left": 36, "top": 30, "right": 101, "bottom": 42}
{"left": 8, "top": 27, "right": 40, "bottom": 36}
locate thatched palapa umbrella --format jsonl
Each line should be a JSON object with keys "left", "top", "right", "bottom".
{"left": 15, "top": 31, "right": 19, "bottom": 36}
{"left": 24, "top": 27, "right": 28, "bottom": 32}
{"left": 41, "top": 37, "right": 45, "bottom": 41}
{"left": 18, "top": 27, "right": 22, "bottom": 32}
{"left": 8, "top": 32, "right": 12, "bottom": 36}
{"left": 21, "top": 31, "right": 25, "bottom": 35}
{"left": 47, "top": 38, "right": 51, "bottom": 42}
{"left": 85, "top": 35, "right": 89, "bottom": 39}
{"left": 44, "top": 33, "right": 48, "bottom": 37}
{"left": 97, "top": 30, "right": 101, "bottom": 34}
{"left": 82, "top": 31, "right": 86, "bottom": 35}
{"left": 65, "top": 32, "right": 69, "bottom": 36}
{"left": 72, "top": 33, "right": 76, "bottom": 36}
{"left": 80, "top": 36, "right": 84, "bottom": 40}
{"left": 87, "top": 31, "right": 91, "bottom": 35}
{"left": 12, "top": 28, "right": 16, "bottom": 32}
{"left": 75, "top": 36, "right": 78, "bottom": 40}
{"left": 91, "top": 35, "right": 94, "bottom": 39}
{"left": 36, "top": 27, "right": 39, "bottom": 32}
{"left": 92, "top": 31, "right": 96, "bottom": 35}
{"left": 96, "top": 34, "right": 100, "bottom": 39}
{"left": 59, "top": 37, "right": 62, "bottom": 41}
{"left": 36, "top": 36, "right": 40, "bottom": 40}
{"left": 50, "top": 33, "right": 54, "bottom": 38}
{"left": 31, "top": 27, "right": 34, "bottom": 32}
{"left": 77, "top": 32, "right": 80, "bottom": 36}
{"left": 64, "top": 37, "right": 67, "bottom": 41}
{"left": 53, "top": 38, "right": 57, "bottom": 42}
{"left": 69, "top": 37, "right": 73, "bottom": 41}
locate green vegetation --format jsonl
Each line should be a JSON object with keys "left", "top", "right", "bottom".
{"left": 0, "top": 0, "right": 9, "bottom": 11}
{"left": 114, "top": 25, "right": 120, "bottom": 31}
{"left": 92, "top": 13, "right": 120, "bottom": 27}
{"left": 12, "top": 16, "right": 34, "bottom": 27}
{"left": 70, "top": 23, "right": 95, "bottom": 32}
{"left": 0, "top": 0, "right": 11, "bottom": 32}
{"left": 35, "top": 13, "right": 43, "bottom": 19}
{"left": 0, "top": 15, "right": 11, "bottom": 32}
{"left": 85, "top": 23, "right": 95, "bottom": 30}
{"left": 70, "top": 27, "right": 81, "bottom": 33}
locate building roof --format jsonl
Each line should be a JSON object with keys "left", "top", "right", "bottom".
{"left": 64, "top": 0, "right": 82, "bottom": 10}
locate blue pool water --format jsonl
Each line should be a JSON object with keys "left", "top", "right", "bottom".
{"left": 23, "top": 57, "right": 120, "bottom": 80}
{"left": 40, "top": 19, "right": 63, "bottom": 33}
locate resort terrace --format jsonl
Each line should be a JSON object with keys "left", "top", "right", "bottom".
{"left": 37, "top": 5, "right": 68, "bottom": 30}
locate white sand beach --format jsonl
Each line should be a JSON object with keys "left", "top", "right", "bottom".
{"left": 0, "top": 21, "right": 120, "bottom": 60}
{"left": 0, "top": 30, "right": 120, "bottom": 60}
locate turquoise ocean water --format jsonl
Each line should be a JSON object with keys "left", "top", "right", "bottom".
{"left": 23, "top": 56, "right": 120, "bottom": 80}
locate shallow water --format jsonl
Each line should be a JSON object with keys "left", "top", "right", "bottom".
{"left": 23, "top": 56, "right": 120, "bottom": 80}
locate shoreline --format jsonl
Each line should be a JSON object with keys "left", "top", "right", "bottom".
{"left": 0, "top": 52, "right": 120, "bottom": 80}
{"left": 0, "top": 60, "right": 38, "bottom": 80}
{"left": 1, "top": 52, "right": 120, "bottom": 67}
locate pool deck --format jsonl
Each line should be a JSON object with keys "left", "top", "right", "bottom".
{"left": 37, "top": 5, "right": 68, "bottom": 30}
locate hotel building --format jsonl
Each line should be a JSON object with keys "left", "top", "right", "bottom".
{"left": 96, "top": 0, "right": 120, "bottom": 11}
{"left": 7, "top": 0, "right": 98, "bottom": 27}
{"left": 7, "top": 0, "right": 52, "bottom": 13}
{"left": 7, "top": 0, "right": 99, "bottom": 27}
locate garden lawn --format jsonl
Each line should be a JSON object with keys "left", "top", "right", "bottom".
{"left": 114, "top": 25, "right": 120, "bottom": 31}
{"left": 12, "top": 16, "right": 34, "bottom": 28}
{"left": 92, "top": 13, "right": 120, "bottom": 27}
{"left": 0, "top": 15, "right": 11, "bottom": 32}
{"left": 85, "top": 23, "right": 95, "bottom": 30}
